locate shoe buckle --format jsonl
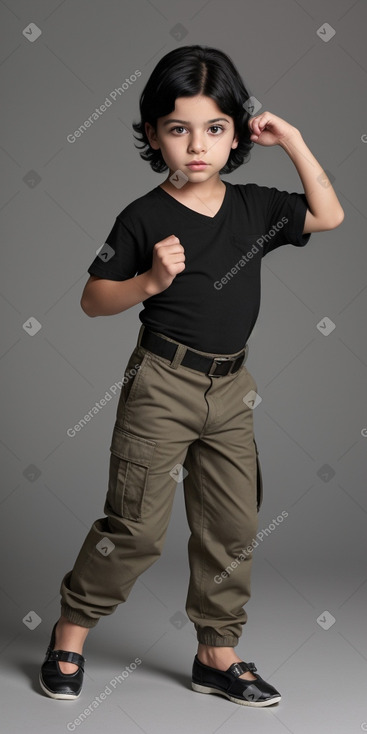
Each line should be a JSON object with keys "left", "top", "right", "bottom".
{"left": 232, "top": 661, "right": 257, "bottom": 677}
{"left": 231, "top": 663, "right": 244, "bottom": 677}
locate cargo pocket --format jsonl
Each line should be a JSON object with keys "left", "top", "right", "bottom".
{"left": 253, "top": 438, "right": 263, "bottom": 512}
{"left": 106, "top": 424, "right": 156, "bottom": 522}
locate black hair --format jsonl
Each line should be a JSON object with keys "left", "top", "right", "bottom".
{"left": 132, "top": 45, "right": 254, "bottom": 174}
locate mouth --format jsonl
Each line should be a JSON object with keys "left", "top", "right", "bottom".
{"left": 187, "top": 161, "right": 208, "bottom": 169}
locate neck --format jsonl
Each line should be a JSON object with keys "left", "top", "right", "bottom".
{"left": 161, "top": 174, "right": 224, "bottom": 199}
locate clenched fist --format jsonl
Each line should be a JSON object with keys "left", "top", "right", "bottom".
{"left": 147, "top": 235, "right": 186, "bottom": 294}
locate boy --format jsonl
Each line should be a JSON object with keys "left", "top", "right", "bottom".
{"left": 39, "top": 45, "right": 344, "bottom": 707}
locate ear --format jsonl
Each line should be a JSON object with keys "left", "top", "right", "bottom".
{"left": 145, "top": 122, "right": 160, "bottom": 150}
{"left": 231, "top": 133, "right": 239, "bottom": 150}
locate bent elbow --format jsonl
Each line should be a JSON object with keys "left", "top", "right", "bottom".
{"left": 331, "top": 209, "right": 345, "bottom": 229}
{"left": 337, "top": 209, "right": 345, "bottom": 226}
{"left": 80, "top": 296, "right": 98, "bottom": 317}
{"left": 320, "top": 211, "right": 345, "bottom": 231}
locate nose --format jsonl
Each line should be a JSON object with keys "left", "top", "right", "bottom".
{"left": 188, "top": 132, "right": 206, "bottom": 155}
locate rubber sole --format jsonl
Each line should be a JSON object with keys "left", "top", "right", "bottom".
{"left": 191, "top": 681, "right": 281, "bottom": 707}
{"left": 39, "top": 673, "right": 81, "bottom": 700}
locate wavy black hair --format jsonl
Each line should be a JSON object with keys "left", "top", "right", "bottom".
{"left": 132, "top": 45, "right": 254, "bottom": 174}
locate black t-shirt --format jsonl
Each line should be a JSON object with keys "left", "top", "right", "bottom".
{"left": 87, "top": 181, "right": 311, "bottom": 353}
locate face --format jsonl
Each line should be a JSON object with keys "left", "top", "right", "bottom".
{"left": 145, "top": 94, "right": 239, "bottom": 183}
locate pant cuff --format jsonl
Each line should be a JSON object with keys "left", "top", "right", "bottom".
{"left": 196, "top": 633, "right": 239, "bottom": 647}
{"left": 60, "top": 603, "right": 99, "bottom": 629}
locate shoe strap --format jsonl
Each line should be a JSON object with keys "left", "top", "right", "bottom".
{"left": 228, "top": 661, "right": 257, "bottom": 677}
{"left": 47, "top": 649, "right": 85, "bottom": 669}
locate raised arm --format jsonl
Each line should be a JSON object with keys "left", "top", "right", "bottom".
{"left": 248, "top": 111, "right": 344, "bottom": 233}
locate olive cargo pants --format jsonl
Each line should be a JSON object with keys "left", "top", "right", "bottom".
{"left": 59, "top": 324, "right": 263, "bottom": 647}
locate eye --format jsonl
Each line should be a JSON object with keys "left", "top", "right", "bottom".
{"left": 209, "top": 125, "right": 224, "bottom": 134}
{"left": 169, "top": 125, "right": 225, "bottom": 135}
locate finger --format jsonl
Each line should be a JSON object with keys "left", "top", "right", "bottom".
{"left": 254, "top": 115, "right": 267, "bottom": 133}
{"left": 258, "top": 115, "right": 273, "bottom": 130}
{"left": 248, "top": 118, "right": 256, "bottom": 134}
{"left": 249, "top": 114, "right": 261, "bottom": 127}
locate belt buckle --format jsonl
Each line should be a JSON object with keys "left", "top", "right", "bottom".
{"left": 208, "top": 356, "right": 232, "bottom": 377}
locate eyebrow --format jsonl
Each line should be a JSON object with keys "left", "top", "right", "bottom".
{"left": 162, "top": 117, "right": 230, "bottom": 126}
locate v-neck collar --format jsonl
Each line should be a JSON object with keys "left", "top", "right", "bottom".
{"left": 155, "top": 181, "right": 229, "bottom": 223}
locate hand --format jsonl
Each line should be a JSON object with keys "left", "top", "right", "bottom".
{"left": 248, "top": 111, "right": 300, "bottom": 147}
{"left": 147, "top": 235, "right": 185, "bottom": 294}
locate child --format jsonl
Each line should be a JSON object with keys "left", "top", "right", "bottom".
{"left": 39, "top": 44, "right": 344, "bottom": 707}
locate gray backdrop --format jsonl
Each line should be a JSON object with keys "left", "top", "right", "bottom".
{"left": 1, "top": 1, "right": 366, "bottom": 733}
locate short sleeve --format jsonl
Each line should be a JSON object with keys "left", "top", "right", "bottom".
{"left": 87, "top": 214, "right": 140, "bottom": 281}
{"left": 260, "top": 186, "right": 311, "bottom": 256}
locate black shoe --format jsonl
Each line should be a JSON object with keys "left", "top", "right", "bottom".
{"left": 39, "top": 622, "right": 85, "bottom": 700}
{"left": 192, "top": 655, "right": 281, "bottom": 707}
